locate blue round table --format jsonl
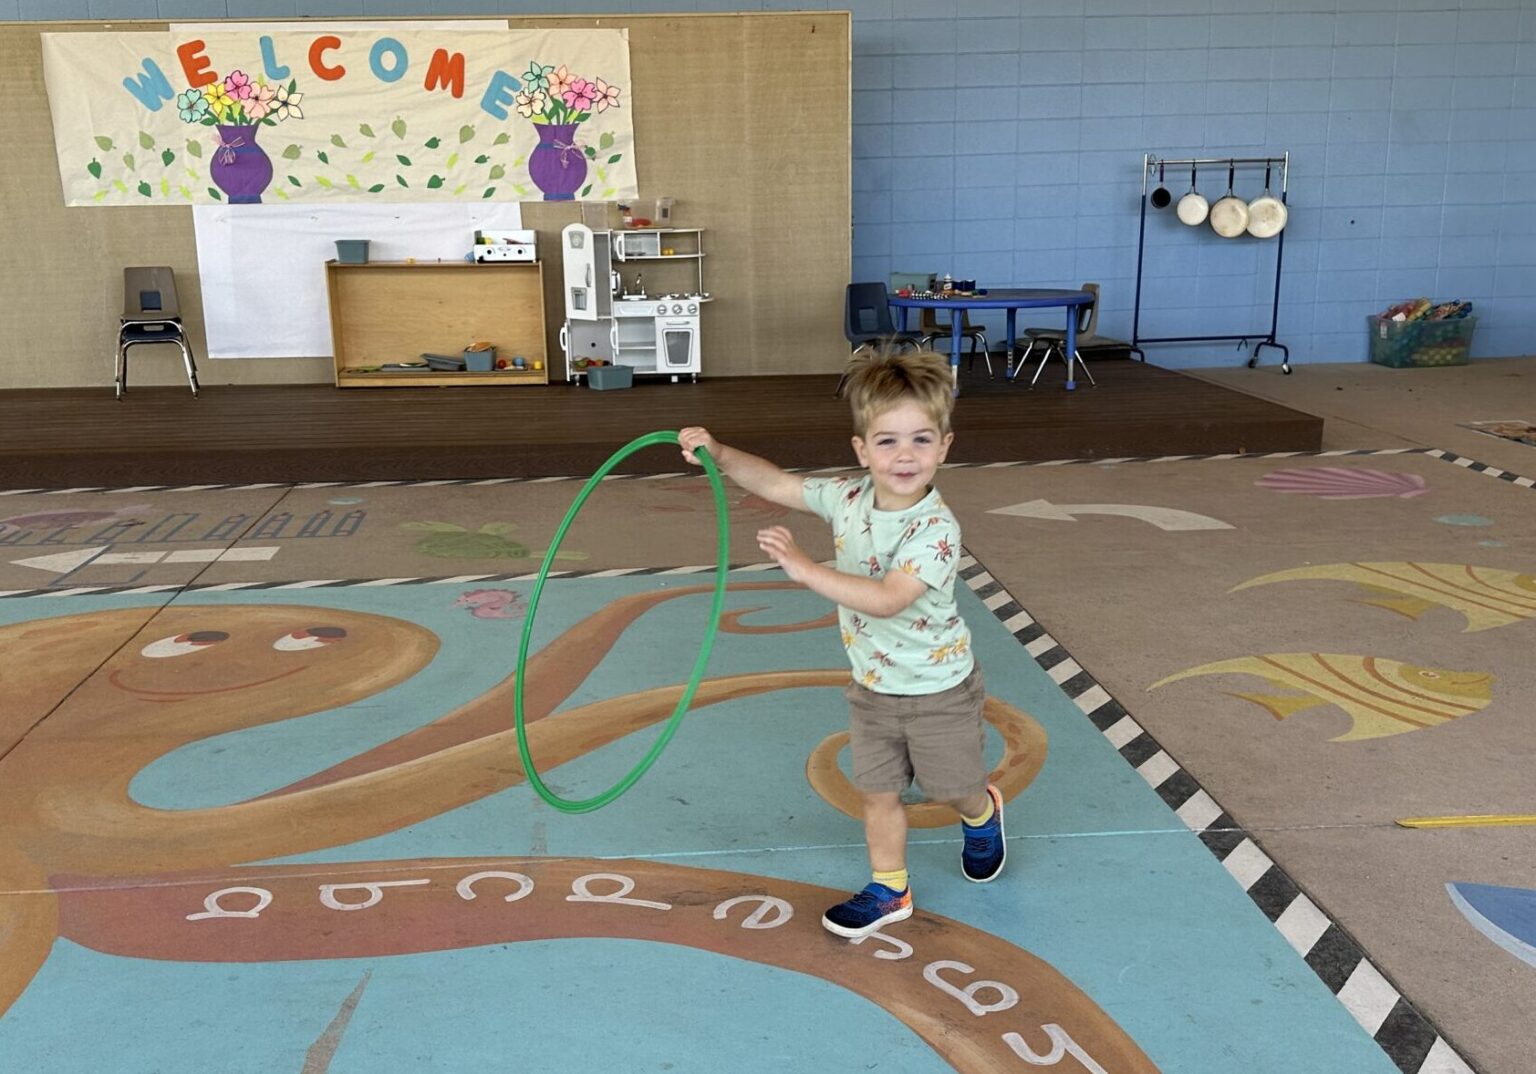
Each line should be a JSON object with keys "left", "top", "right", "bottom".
{"left": 888, "top": 288, "right": 1095, "bottom": 391}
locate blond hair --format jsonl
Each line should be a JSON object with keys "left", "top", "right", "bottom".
{"left": 842, "top": 347, "right": 954, "bottom": 437}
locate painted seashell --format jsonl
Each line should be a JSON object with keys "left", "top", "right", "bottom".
{"left": 1254, "top": 467, "right": 1428, "bottom": 499}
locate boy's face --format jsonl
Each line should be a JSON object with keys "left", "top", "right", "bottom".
{"left": 851, "top": 400, "right": 953, "bottom": 511}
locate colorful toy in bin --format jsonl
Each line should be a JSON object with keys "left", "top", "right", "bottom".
{"left": 1368, "top": 313, "right": 1476, "bottom": 368}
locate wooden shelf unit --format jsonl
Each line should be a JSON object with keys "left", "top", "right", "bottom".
{"left": 326, "top": 260, "right": 548, "bottom": 388}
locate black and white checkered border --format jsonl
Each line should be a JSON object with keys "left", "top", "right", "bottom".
{"left": 957, "top": 553, "right": 1479, "bottom": 1074}
{"left": 0, "top": 561, "right": 787, "bottom": 601}
{"left": 2, "top": 446, "right": 1531, "bottom": 497}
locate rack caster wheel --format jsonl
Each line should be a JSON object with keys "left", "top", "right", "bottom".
{"left": 1247, "top": 357, "right": 1258, "bottom": 368}
{"left": 1282, "top": 364, "right": 1292, "bottom": 375}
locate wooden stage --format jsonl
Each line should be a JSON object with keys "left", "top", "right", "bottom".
{"left": 0, "top": 360, "right": 1322, "bottom": 488}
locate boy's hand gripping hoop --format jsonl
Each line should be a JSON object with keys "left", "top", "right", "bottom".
{"left": 514, "top": 431, "right": 730, "bottom": 813}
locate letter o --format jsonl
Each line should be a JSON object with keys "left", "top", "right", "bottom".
{"left": 369, "top": 37, "right": 408, "bottom": 83}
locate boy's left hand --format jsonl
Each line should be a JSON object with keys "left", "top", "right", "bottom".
{"left": 756, "top": 525, "right": 813, "bottom": 581}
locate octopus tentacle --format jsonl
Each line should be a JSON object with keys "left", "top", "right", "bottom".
{"left": 0, "top": 848, "right": 57, "bottom": 1021}
{"left": 38, "top": 671, "right": 850, "bottom": 872}
{"left": 272, "top": 582, "right": 809, "bottom": 796}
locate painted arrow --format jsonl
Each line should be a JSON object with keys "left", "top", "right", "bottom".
{"left": 987, "top": 499, "right": 1234, "bottom": 532}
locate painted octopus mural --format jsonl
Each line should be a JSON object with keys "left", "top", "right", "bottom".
{"left": 0, "top": 583, "right": 1155, "bottom": 1071}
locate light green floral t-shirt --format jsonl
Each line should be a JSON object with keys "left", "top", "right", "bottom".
{"left": 802, "top": 474, "right": 972, "bottom": 696}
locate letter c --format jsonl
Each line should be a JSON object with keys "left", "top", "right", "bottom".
{"left": 309, "top": 35, "right": 345, "bottom": 81}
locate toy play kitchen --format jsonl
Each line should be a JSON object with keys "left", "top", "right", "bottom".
{"left": 559, "top": 216, "right": 709, "bottom": 383}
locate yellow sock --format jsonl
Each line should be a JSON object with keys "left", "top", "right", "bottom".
{"left": 873, "top": 868, "right": 908, "bottom": 893}
{"left": 961, "top": 796, "right": 995, "bottom": 827}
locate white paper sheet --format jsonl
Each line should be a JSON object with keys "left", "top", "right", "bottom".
{"left": 192, "top": 202, "right": 524, "bottom": 358}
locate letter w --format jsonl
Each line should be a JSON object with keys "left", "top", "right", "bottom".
{"left": 123, "top": 58, "right": 175, "bottom": 111}
{"left": 424, "top": 49, "right": 465, "bottom": 98}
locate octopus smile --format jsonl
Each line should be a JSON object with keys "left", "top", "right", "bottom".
{"left": 107, "top": 665, "right": 305, "bottom": 698}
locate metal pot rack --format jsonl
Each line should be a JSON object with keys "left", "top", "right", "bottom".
{"left": 1128, "top": 152, "right": 1291, "bottom": 374}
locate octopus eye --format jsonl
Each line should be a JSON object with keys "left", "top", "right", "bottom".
{"left": 141, "top": 631, "right": 229, "bottom": 659}
{"left": 1418, "top": 670, "right": 1441, "bottom": 680}
{"left": 274, "top": 626, "right": 348, "bottom": 652}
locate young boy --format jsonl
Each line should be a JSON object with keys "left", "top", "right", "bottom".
{"left": 678, "top": 349, "right": 1004, "bottom": 940}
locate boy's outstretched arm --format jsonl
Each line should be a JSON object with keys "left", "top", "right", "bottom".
{"left": 757, "top": 526, "right": 925, "bottom": 619}
{"left": 678, "top": 426, "right": 809, "bottom": 513}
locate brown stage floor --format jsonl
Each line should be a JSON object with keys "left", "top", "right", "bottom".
{"left": 2, "top": 360, "right": 1322, "bottom": 487}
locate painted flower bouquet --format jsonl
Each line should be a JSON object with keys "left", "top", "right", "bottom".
{"left": 175, "top": 71, "right": 304, "bottom": 128}
{"left": 511, "top": 61, "right": 624, "bottom": 201}
{"left": 175, "top": 71, "right": 303, "bottom": 204}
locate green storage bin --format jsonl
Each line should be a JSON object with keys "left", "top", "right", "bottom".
{"left": 1367, "top": 315, "right": 1476, "bottom": 368}
{"left": 334, "top": 240, "right": 370, "bottom": 264}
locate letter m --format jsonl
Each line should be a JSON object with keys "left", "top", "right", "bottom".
{"left": 122, "top": 58, "right": 175, "bottom": 111}
{"left": 424, "top": 49, "right": 465, "bottom": 99}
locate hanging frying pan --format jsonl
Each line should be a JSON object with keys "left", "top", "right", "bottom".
{"left": 1209, "top": 163, "right": 1249, "bottom": 238}
{"left": 1246, "top": 164, "right": 1288, "bottom": 238}
{"left": 1176, "top": 164, "right": 1208, "bottom": 226}
{"left": 1150, "top": 162, "right": 1171, "bottom": 209}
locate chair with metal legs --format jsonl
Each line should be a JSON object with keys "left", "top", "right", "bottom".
{"left": 1014, "top": 282, "right": 1100, "bottom": 388}
{"left": 837, "top": 281, "right": 924, "bottom": 396}
{"left": 918, "top": 308, "right": 992, "bottom": 377}
{"left": 117, "top": 266, "right": 199, "bottom": 400}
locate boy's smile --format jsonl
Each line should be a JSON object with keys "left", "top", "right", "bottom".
{"left": 851, "top": 400, "right": 954, "bottom": 511}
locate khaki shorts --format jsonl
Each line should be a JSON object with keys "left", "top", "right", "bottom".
{"left": 842, "top": 663, "right": 987, "bottom": 802}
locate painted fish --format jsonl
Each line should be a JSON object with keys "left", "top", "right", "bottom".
{"left": 1447, "top": 882, "right": 1536, "bottom": 969}
{"left": 1233, "top": 562, "right": 1536, "bottom": 633}
{"left": 1150, "top": 653, "right": 1493, "bottom": 741}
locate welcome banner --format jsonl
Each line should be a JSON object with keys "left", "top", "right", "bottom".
{"left": 42, "top": 28, "right": 637, "bottom": 207}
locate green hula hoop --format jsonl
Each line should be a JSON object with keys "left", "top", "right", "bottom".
{"left": 514, "top": 430, "right": 729, "bottom": 814}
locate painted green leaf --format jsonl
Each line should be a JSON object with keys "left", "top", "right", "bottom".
{"left": 160, "top": 177, "right": 170, "bottom": 195}
{"left": 459, "top": 125, "right": 475, "bottom": 143}
{"left": 123, "top": 153, "right": 135, "bottom": 170}
{"left": 359, "top": 123, "right": 376, "bottom": 138}
{"left": 368, "top": 183, "right": 385, "bottom": 193}
{"left": 453, "top": 183, "right": 466, "bottom": 194}
{"left": 488, "top": 164, "right": 505, "bottom": 180}
{"left": 288, "top": 175, "right": 302, "bottom": 186}
{"left": 93, "top": 190, "right": 108, "bottom": 202}
{"left": 396, "top": 154, "right": 411, "bottom": 166}
{"left": 316, "top": 176, "right": 334, "bottom": 189}
{"left": 427, "top": 174, "right": 444, "bottom": 189}
{"left": 396, "top": 175, "right": 409, "bottom": 187}
{"left": 318, "top": 150, "right": 330, "bottom": 164}
{"left": 474, "top": 154, "right": 489, "bottom": 164}
{"left": 446, "top": 152, "right": 458, "bottom": 169}
{"left": 289, "top": 79, "right": 297, "bottom": 93}
{"left": 580, "top": 184, "right": 592, "bottom": 197}
{"left": 492, "top": 132, "right": 510, "bottom": 146}
{"left": 482, "top": 187, "right": 495, "bottom": 198}
{"left": 138, "top": 131, "right": 155, "bottom": 149}
{"left": 425, "top": 136, "right": 441, "bottom": 149}
{"left": 137, "top": 180, "right": 152, "bottom": 197}
{"left": 86, "top": 159, "right": 102, "bottom": 179}
{"left": 187, "top": 168, "right": 200, "bottom": 181}
{"left": 331, "top": 134, "right": 347, "bottom": 148}
{"left": 179, "top": 185, "right": 193, "bottom": 199}
{"left": 346, "top": 174, "right": 360, "bottom": 189}
{"left": 391, "top": 117, "right": 407, "bottom": 139}
{"left": 584, "top": 146, "right": 597, "bottom": 159}
{"left": 207, "top": 186, "right": 222, "bottom": 200}
{"left": 513, "top": 184, "right": 527, "bottom": 196}
{"left": 599, "top": 131, "right": 614, "bottom": 150}
{"left": 94, "top": 135, "right": 114, "bottom": 151}
{"left": 282, "top": 144, "right": 301, "bottom": 160}
{"left": 186, "top": 139, "right": 203, "bottom": 159}
{"left": 596, "top": 168, "right": 607, "bottom": 182}
{"left": 161, "top": 148, "right": 175, "bottom": 166}
{"left": 607, "top": 154, "right": 622, "bottom": 164}
{"left": 602, "top": 188, "right": 615, "bottom": 198}
{"left": 274, "top": 188, "right": 289, "bottom": 200}
{"left": 513, "top": 155, "right": 525, "bottom": 167}
{"left": 361, "top": 150, "right": 375, "bottom": 163}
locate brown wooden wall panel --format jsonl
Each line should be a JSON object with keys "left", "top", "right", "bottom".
{"left": 0, "top": 13, "right": 851, "bottom": 389}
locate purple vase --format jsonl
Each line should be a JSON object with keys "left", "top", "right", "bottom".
{"left": 210, "top": 123, "right": 273, "bottom": 205}
{"left": 529, "top": 123, "right": 588, "bottom": 201}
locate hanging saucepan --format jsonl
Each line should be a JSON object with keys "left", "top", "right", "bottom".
{"left": 1209, "top": 163, "right": 1249, "bottom": 238}
{"left": 1245, "top": 164, "right": 1288, "bottom": 239}
{"left": 1176, "top": 164, "right": 1208, "bottom": 226}
{"left": 1150, "top": 162, "right": 1171, "bottom": 209}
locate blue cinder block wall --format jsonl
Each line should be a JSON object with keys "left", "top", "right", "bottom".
{"left": 11, "top": 0, "right": 1533, "bottom": 367}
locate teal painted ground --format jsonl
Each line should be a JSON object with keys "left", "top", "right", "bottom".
{"left": 0, "top": 577, "right": 1398, "bottom": 1073}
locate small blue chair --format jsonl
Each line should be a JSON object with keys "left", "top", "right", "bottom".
{"left": 117, "top": 266, "right": 199, "bottom": 400}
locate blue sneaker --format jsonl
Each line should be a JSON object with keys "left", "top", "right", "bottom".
{"left": 821, "top": 881, "right": 913, "bottom": 939}
{"left": 961, "top": 784, "right": 1006, "bottom": 883}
